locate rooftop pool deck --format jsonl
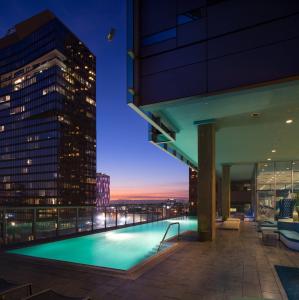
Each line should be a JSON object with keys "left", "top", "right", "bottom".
{"left": 1, "top": 222, "right": 297, "bottom": 299}
{"left": 7, "top": 217, "right": 197, "bottom": 271}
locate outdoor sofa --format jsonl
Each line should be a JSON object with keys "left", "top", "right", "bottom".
{"left": 277, "top": 221, "right": 299, "bottom": 251}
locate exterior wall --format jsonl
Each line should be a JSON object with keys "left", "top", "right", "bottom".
{"left": 0, "top": 11, "right": 96, "bottom": 205}
{"left": 131, "top": 0, "right": 299, "bottom": 106}
{"left": 96, "top": 173, "right": 110, "bottom": 206}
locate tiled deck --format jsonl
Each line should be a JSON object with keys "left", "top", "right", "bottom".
{"left": 1, "top": 222, "right": 298, "bottom": 300}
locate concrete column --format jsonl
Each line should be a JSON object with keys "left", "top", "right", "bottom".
{"left": 221, "top": 164, "right": 231, "bottom": 220}
{"left": 197, "top": 124, "right": 216, "bottom": 241}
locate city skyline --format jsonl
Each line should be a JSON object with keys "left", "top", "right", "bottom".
{"left": 0, "top": 0, "right": 188, "bottom": 201}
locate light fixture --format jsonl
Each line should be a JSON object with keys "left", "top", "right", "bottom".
{"left": 271, "top": 149, "right": 276, "bottom": 153}
{"left": 250, "top": 112, "right": 261, "bottom": 118}
{"left": 267, "top": 158, "right": 271, "bottom": 161}
{"left": 286, "top": 119, "right": 293, "bottom": 124}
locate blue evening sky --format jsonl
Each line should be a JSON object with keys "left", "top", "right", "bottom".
{"left": 0, "top": 0, "right": 188, "bottom": 200}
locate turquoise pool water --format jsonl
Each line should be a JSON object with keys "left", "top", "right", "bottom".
{"left": 8, "top": 217, "right": 197, "bottom": 270}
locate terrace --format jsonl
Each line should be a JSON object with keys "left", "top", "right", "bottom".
{"left": 1, "top": 218, "right": 298, "bottom": 300}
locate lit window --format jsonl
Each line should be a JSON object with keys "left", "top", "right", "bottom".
{"left": 0, "top": 95, "right": 10, "bottom": 103}
{"left": 86, "top": 112, "right": 94, "bottom": 119}
{"left": 10, "top": 106, "right": 25, "bottom": 115}
{"left": 4, "top": 184, "right": 11, "bottom": 190}
{"left": 26, "top": 159, "right": 32, "bottom": 165}
{"left": 0, "top": 125, "right": 4, "bottom": 132}
{"left": 43, "top": 85, "right": 65, "bottom": 96}
{"left": 86, "top": 96, "right": 96, "bottom": 106}
{"left": 22, "top": 168, "right": 29, "bottom": 174}
{"left": 13, "top": 77, "right": 24, "bottom": 85}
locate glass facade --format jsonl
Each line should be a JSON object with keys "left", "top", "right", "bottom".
{"left": 96, "top": 173, "right": 110, "bottom": 206}
{"left": 0, "top": 12, "right": 96, "bottom": 205}
{"left": 256, "top": 161, "right": 299, "bottom": 219}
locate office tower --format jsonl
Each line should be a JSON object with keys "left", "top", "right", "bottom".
{"left": 0, "top": 11, "right": 96, "bottom": 205}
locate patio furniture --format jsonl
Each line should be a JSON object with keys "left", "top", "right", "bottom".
{"left": 261, "top": 228, "right": 279, "bottom": 246}
{"left": 257, "top": 220, "right": 277, "bottom": 232}
{"left": 23, "top": 289, "right": 91, "bottom": 300}
{"left": 0, "top": 278, "right": 32, "bottom": 300}
{"left": 278, "top": 221, "right": 299, "bottom": 251}
{"left": 217, "top": 218, "right": 240, "bottom": 230}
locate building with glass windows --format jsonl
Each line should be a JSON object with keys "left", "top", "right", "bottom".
{"left": 127, "top": 0, "right": 299, "bottom": 240}
{"left": 96, "top": 173, "right": 110, "bottom": 206}
{"left": 0, "top": 11, "right": 96, "bottom": 206}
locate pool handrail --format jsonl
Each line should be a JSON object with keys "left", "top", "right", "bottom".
{"left": 157, "top": 222, "right": 180, "bottom": 252}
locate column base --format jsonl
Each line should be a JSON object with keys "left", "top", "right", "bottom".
{"left": 198, "top": 231, "right": 213, "bottom": 241}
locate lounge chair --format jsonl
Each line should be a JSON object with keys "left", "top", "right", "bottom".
{"left": 217, "top": 217, "right": 240, "bottom": 230}
{"left": 0, "top": 278, "right": 32, "bottom": 299}
{"left": 256, "top": 220, "right": 277, "bottom": 232}
{"left": 23, "top": 289, "right": 91, "bottom": 300}
{"left": 277, "top": 221, "right": 299, "bottom": 251}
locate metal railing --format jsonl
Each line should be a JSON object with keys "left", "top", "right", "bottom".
{"left": 0, "top": 203, "right": 187, "bottom": 246}
{"left": 157, "top": 222, "right": 181, "bottom": 252}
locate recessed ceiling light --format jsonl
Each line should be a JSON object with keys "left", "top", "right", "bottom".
{"left": 271, "top": 149, "right": 276, "bottom": 153}
{"left": 286, "top": 119, "right": 293, "bottom": 124}
{"left": 267, "top": 158, "right": 271, "bottom": 161}
{"left": 250, "top": 112, "right": 260, "bottom": 118}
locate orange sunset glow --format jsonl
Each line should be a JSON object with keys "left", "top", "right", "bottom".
{"left": 110, "top": 182, "right": 188, "bottom": 201}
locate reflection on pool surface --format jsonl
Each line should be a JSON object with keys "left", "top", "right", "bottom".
{"left": 8, "top": 217, "right": 197, "bottom": 270}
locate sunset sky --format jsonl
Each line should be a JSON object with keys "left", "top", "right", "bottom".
{"left": 0, "top": 0, "right": 189, "bottom": 201}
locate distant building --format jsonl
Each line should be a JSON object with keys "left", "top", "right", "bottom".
{"left": 96, "top": 173, "right": 110, "bottom": 206}
{"left": 0, "top": 10, "right": 96, "bottom": 205}
{"left": 189, "top": 169, "right": 197, "bottom": 216}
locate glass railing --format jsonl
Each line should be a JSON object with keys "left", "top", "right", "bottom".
{"left": 0, "top": 203, "right": 188, "bottom": 246}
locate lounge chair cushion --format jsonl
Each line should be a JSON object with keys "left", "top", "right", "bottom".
{"left": 260, "top": 221, "right": 277, "bottom": 227}
{"left": 279, "top": 230, "right": 299, "bottom": 243}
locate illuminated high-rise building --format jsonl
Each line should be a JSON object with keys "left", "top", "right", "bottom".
{"left": 0, "top": 11, "right": 96, "bottom": 205}
{"left": 96, "top": 173, "right": 110, "bottom": 206}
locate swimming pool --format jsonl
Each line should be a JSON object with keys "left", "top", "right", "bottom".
{"left": 8, "top": 217, "right": 197, "bottom": 271}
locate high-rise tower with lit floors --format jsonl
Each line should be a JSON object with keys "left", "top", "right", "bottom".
{"left": 0, "top": 11, "right": 96, "bottom": 205}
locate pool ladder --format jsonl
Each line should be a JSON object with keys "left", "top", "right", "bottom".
{"left": 157, "top": 222, "right": 181, "bottom": 252}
